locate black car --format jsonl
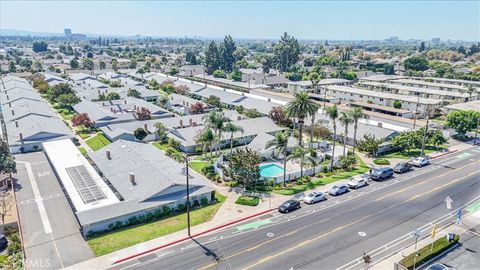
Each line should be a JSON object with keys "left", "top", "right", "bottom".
{"left": 278, "top": 200, "right": 301, "bottom": 213}
{"left": 0, "top": 234, "right": 8, "bottom": 251}
{"left": 371, "top": 167, "right": 394, "bottom": 181}
{"left": 393, "top": 162, "right": 413, "bottom": 174}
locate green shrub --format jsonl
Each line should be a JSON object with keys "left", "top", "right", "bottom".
{"left": 235, "top": 196, "right": 260, "bottom": 206}
{"left": 400, "top": 235, "right": 459, "bottom": 270}
{"left": 373, "top": 158, "right": 390, "bottom": 165}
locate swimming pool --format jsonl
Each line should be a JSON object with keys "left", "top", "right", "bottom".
{"left": 259, "top": 164, "right": 285, "bottom": 177}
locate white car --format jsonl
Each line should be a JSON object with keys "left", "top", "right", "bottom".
{"left": 347, "top": 174, "right": 369, "bottom": 189}
{"left": 303, "top": 192, "right": 326, "bottom": 204}
{"left": 410, "top": 157, "right": 430, "bottom": 167}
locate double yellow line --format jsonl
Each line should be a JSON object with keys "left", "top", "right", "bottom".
{"left": 198, "top": 161, "right": 479, "bottom": 270}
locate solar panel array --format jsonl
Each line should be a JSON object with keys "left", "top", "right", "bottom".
{"left": 66, "top": 165, "right": 107, "bottom": 204}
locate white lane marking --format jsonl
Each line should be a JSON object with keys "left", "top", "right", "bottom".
{"left": 17, "top": 161, "right": 52, "bottom": 234}
{"left": 156, "top": 250, "right": 173, "bottom": 257}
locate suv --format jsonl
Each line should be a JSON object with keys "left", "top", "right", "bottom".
{"left": 371, "top": 167, "right": 394, "bottom": 181}
{"left": 410, "top": 157, "right": 430, "bottom": 167}
{"left": 393, "top": 162, "right": 413, "bottom": 174}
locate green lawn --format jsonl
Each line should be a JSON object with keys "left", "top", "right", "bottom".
{"left": 189, "top": 161, "right": 210, "bottom": 173}
{"left": 152, "top": 141, "right": 169, "bottom": 151}
{"left": 379, "top": 146, "right": 447, "bottom": 159}
{"left": 235, "top": 196, "right": 260, "bottom": 206}
{"left": 273, "top": 157, "right": 369, "bottom": 196}
{"left": 78, "top": 147, "right": 87, "bottom": 156}
{"left": 88, "top": 192, "right": 226, "bottom": 256}
{"left": 86, "top": 133, "right": 111, "bottom": 151}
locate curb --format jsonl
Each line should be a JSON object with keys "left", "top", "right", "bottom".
{"left": 429, "top": 149, "right": 458, "bottom": 159}
{"left": 113, "top": 208, "right": 275, "bottom": 265}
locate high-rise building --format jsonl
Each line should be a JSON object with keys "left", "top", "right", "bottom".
{"left": 64, "top": 28, "right": 72, "bottom": 38}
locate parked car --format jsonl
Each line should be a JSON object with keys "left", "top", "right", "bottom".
{"left": 328, "top": 184, "right": 349, "bottom": 196}
{"left": 426, "top": 263, "right": 449, "bottom": 270}
{"left": 371, "top": 167, "right": 394, "bottom": 181}
{"left": 347, "top": 174, "right": 369, "bottom": 189}
{"left": 393, "top": 162, "right": 413, "bottom": 173}
{"left": 278, "top": 200, "right": 301, "bottom": 213}
{"left": 410, "top": 157, "right": 430, "bottom": 167}
{"left": 303, "top": 192, "right": 326, "bottom": 204}
{"left": 0, "top": 234, "right": 7, "bottom": 251}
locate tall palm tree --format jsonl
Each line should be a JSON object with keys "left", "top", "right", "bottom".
{"left": 223, "top": 122, "right": 244, "bottom": 154}
{"left": 285, "top": 92, "right": 319, "bottom": 147}
{"left": 339, "top": 112, "right": 353, "bottom": 157}
{"left": 203, "top": 110, "right": 230, "bottom": 155}
{"left": 195, "top": 128, "right": 215, "bottom": 158}
{"left": 266, "top": 131, "right": 290, "bottom": 187}
{"left": 289, "top": 146, "right": 307, "bottom": 180}
{"left": 350, "top": 107, "right": 368, "bottom": 156}
{"left": 326, "top": 105, "right": 339, "bottom": 171}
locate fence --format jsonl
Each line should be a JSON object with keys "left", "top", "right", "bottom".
{"left": 269, "top": 163, "right": 332, "bottom": 184}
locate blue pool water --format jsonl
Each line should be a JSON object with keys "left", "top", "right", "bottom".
{"left": 259, "top": 164, "right": 285, "bottom": 177}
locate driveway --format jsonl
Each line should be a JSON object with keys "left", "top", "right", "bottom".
{"left": 14, "top": 152, "right": 93, "bottom": 270}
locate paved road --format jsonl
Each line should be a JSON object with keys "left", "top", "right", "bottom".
{"left": 14, "top": 152, "right": 93, "bottom": 270}
{"left": 111, "top": 148, "right": 480, "bottom": 270}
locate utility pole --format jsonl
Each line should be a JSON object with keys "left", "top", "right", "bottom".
{"left": 184, "top": 155, "right": 191, "bottom": 237}
{"left": 412, "top": 95, "right": 420, "bottom": 129}
{"left": 421, "top": 110, "right": 430, "bottom": 156}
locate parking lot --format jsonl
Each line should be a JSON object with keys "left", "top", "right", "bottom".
{"left": 14, "top": 152, "right": 93, "bottom": 270}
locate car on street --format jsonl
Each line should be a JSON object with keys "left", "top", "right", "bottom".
{"left": 303, "top": 191, "right": 326, "bottom": 204}
{"left": 278, "top": 199, "right": 301, "bottom": 213}
{"left": 393, "top": 162, "right": 413, "bottom": 173}
{"left": 371, "top": 167, "right": 394, "bottom": 181}
{"left": 328, "top": 184, "right": 349, "bottom": 196}
{"left": 0, "top": 234, "right": 7, "bottom": 251}
{"left": 410, "top": 156, "right": 430, "bottom": 167}
{"left": 426, "top": 263, "right": 449, "bottom": 270}
{"left": 347, "top": 174, "right": 369, "bottom": 189}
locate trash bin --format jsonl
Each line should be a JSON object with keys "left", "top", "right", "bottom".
{"left": 446, "top": 233, "right": 457, "bottom": 242}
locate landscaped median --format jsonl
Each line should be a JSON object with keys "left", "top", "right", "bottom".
{"left": 87, "top": 192, "right": 226, "bottom": 256}
{"left": 399, "top": 235, "right": 460, "bottom": 270}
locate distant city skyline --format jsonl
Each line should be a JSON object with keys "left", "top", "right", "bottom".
{"left": 0, "top": 1, "right": 479, "bottom": 41}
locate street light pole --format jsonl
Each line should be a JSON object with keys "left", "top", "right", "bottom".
{"left": 474, "top": 116, "right": 480, "bottom": 145}
{"left": 185, "top": 155, "right": 191, "bottom": 237}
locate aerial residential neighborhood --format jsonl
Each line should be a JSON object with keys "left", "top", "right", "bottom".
{"left": 0, "top": 1, "right": 479, "bottom": 270}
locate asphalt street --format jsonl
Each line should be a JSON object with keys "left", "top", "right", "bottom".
{"left": 14, "top": 152, "right": 93, "bottom": 270}
{"left": 111, "top": 147, "right": 480, "bottom": 270}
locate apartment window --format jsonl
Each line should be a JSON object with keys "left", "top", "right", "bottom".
{"left": 380, "top": 98, "right": 384, "bottom": 101}
{"left": 360, "top": 95, "right": 363, "bottom": 98}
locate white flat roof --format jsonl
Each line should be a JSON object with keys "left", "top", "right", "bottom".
{"left": 43, "top": 139, "right": 119, "bottom": 212}
{"left": 325, "top": 85, "right": 442, "bottom": 105}
{"left": 357, "top": 81, "right": 473, "bottom": 98}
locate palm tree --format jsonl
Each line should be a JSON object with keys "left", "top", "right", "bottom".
{"left": 289, "top": 146, "right": 307, "bottom": 180}
{"left": 223, "top": 122, "right": 244, "bottom": 154}
{"left": 326, "top": 105, "right": 339, "bottom": 171}
{"left": 306, "top": 153, "right": 320, "bottom": 176}
{"left": 339, "top": 112, "right": 353, "bottom": 157}
{"left": 203, "top": 110, "right": 230, "bottom": 155}
{"left": 195, "top": 128, "right": 215, "bottom": 158}
{"left": 285, "top": 92, "right": 319, "bottom": 147}
{"left": 350, "top": 107, "right": 368, "bottom": 156}
{"left": 266, "top": 131, "right": 290, "bottom": 187}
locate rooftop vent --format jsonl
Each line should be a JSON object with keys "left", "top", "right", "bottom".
{"left": 377, "top": 122, "right": 383, "bottom": 128}
{"left": 129, "top": 173, "right": 136, "bottom": 186}
{"left": 106, "top": 150, "right": 111, "bottom": 160}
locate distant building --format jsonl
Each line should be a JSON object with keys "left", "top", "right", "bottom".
{"left": 64, "top": 28, "right": 72, "bottom": 38}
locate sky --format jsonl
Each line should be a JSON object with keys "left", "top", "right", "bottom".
{"left": 0, "top": 0, "right": 479, "bottom": 41}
